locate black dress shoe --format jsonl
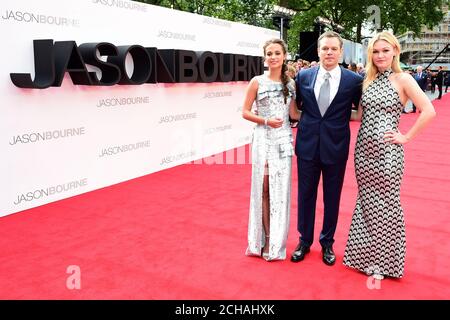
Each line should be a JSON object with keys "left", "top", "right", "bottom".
{"left": 322, "top": 247, "right": 336, "bottom": 266}
{"left": 291, "top": 244, "right": 310, "bottom": 262}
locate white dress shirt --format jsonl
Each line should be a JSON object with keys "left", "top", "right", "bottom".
{"left": 314, "top": 65, "right": 341, "bottom": 105}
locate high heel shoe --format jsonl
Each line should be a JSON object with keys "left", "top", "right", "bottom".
{"left": 373, "top": 274, "right": 384, "bottom": 280}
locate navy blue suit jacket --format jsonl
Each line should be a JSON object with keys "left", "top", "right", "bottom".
{"left": 295, "top": 66, "right": 363, "bottom": 164}
{"left": 414, "top": 72, "right": 428, "bottom": 91}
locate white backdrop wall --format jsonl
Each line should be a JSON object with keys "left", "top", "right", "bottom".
{"left": 0, "top": 0, "right": 279, "bottom": 216}
{"left": 342, "top": 39, "right": 366, "bottom": 65}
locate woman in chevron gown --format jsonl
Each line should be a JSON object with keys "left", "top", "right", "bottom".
{"left": 343, "top": 32, "right": 436, "bottom": 279}
{"left": 242, "top": 38, "right": 299, "bottom": 261}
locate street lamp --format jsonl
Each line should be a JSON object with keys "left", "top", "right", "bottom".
{"left": 272, "top": 5, "right": 297, "bottom": 41}
{"left": 314, "top": 16, "right": 344, "bottom": 34}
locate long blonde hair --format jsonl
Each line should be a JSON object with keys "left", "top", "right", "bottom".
{"left": 363, "top": 31, "right": 402, "bottom": 91}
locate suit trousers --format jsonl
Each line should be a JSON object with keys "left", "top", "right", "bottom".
{"left": 297, "top": 145, "right": 347, "bottom": 249}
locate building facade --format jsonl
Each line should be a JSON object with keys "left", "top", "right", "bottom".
{"left": 397, "top": 5, "right": 449, "bottom": 69}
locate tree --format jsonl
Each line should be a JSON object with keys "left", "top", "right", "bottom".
{"left": 374, "top": 0, "right": 447, "bottom": 36}
{"left": 284, "top": 0, "right": 447, "bottom": 56}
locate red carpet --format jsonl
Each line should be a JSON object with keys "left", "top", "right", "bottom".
{"left": 1, "top": 93, "right": 449, "bottom": 300}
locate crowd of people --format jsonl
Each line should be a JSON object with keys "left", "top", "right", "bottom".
{"left": 287, "top": 59, "right": 367, "bottom": 79}
{"left": 288, "top": 59, "right": 449, "bottom": 105}
{"left": 286, "top": 54, "right": 448, "bottom": 117}
{"left": 404, "top": 66, "right": 449, "bottom": 102}
{"left": 242, "top": 31, "right": 437, "bottom": 281}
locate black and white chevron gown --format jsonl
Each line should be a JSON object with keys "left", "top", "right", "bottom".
{"left": 343, "top": 69, "right": 406, "bottom": 278}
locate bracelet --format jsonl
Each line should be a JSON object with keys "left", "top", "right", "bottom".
{"left": 264, "top": 118, "right": 268, "bottom": 126}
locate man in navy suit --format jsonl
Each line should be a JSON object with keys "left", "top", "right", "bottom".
{"left": 410, "top": 66, "right": 427, "bottom": 113}
{"left": 291, "top": 31, "right": 363, "bottom": 266}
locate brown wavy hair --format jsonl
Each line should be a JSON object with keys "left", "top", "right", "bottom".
{"left": 263, "top": 38, "right": 290, "bottom": 104}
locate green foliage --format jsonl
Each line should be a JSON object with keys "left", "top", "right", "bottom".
{"left": 285, "top": 0, "right": 447, "bottom": 55}
{"left": 373, "top": 0, "right": 446, "bottom": 36}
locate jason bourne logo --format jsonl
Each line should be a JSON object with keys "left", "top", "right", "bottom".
{"left": 160, "top": 151, "right": 196, "bottom": 165}
{"left": 237, "top": 41, "right": 259, "bottom": 48}
{"left": 2, "top": 10, "right": 79, "bottom": 27}
{"left": 158, "top": 113, "right": 197, "bottom": 124}
{"left": 202, "top": 17, "right": 232, "bottom": 28}
{"left": 204, "top": 124, "right": 232, "bottom": 135}
{"left": 157, "top": 30, "right": 196, "bottom": 41}
{"left": 237, "top": 135, "right": 251, "bottom": 143}
{"left": 9, "top": 127, "right": 85, "bottom": 146}
{"left": 99, "top": 139, "right": 151, "bottom": 157}
{"left": 14, "top": 178, "right": 88, "bottom": 205}
{"left": 97, "top": 96, "right": 150, "bottom": 108}
{"left": 203, "top": 91, "right": 232, "bottom": 99}
{"left": 10, "top": 40, "right": 264, "bottom": 89}
{"left": 92, "top": 0, "right": 147, "bottom": 12}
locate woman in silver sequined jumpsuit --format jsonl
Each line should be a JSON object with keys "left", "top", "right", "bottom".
{"left": 344, "top": 32, "right": 436, "bottom": 280}
{"left": 242, "top": 39, "right": 300, "bottom": 261}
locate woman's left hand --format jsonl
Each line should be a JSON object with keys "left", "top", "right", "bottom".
{"left": 384, "top": 130, "right": 409, "bottom": 144}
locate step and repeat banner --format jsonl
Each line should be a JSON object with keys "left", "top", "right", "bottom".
{"left": 0, "top": 0, "right": 278, "bottom": 216}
